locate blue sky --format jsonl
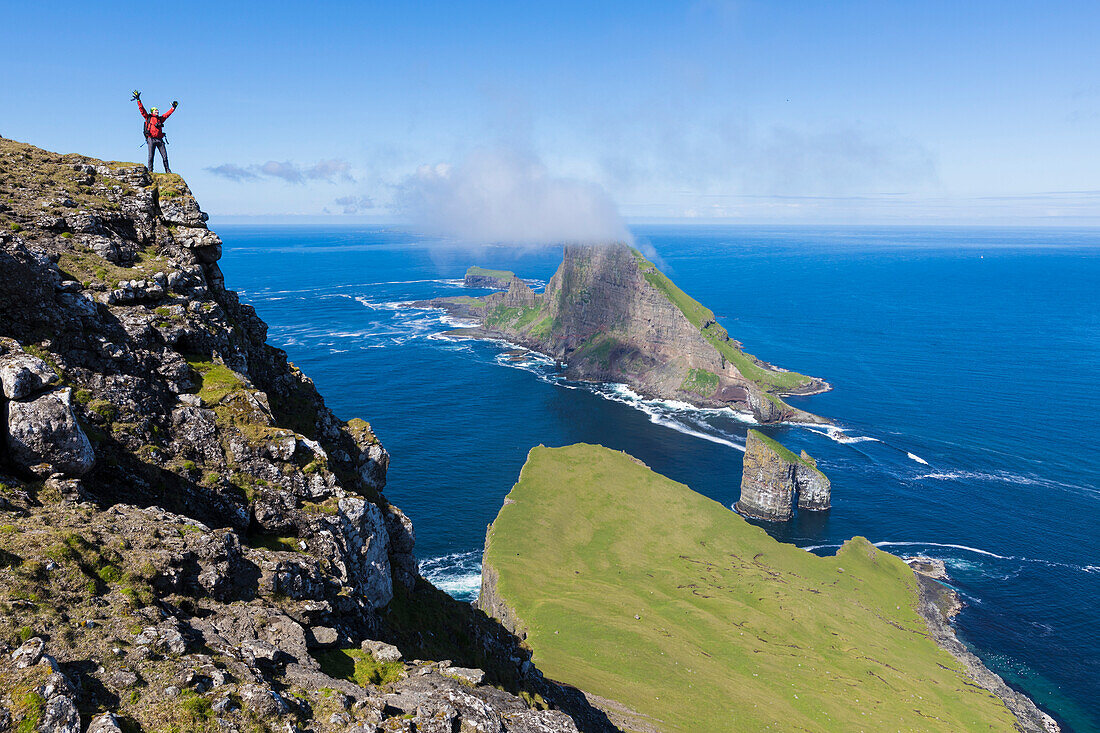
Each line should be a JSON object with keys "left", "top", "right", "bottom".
{"left": 3, "top": 1, "right": 1099, "bottom": 225}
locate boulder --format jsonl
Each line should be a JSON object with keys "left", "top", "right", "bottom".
{"left": 0, "top": 339, "right": 58, "bottom": 399}
{"left": 87, "top": 712, "right": 124, "bottom": 733}
{"left": 10, "top": 636, "right": 45, "bottom": 668}
{"left": 39, "top": 694, "right": 80, "bottom": 733}
{"left": 361, "top": 638, "right": 402, "bottom": 663}
{"left": 5, "top": 387, "right": 95, "bottom": 477}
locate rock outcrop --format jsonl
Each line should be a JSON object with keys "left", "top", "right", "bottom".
{"left": 0, "top": 137, "right": 588, "bottom": 732}
{"left": 464, "top": 265, "right": 517, "bottom": 289}
{"left": 420, "top": 245, "right": 829, "bottom": 423}
{"left": 735, "top": 430, "right": 830, "bottom": 521}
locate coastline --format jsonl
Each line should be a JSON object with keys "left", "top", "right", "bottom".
{"left": 909, "top": 561, "right": 1061, "bottom": 733}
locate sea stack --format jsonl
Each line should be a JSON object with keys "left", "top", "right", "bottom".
{"left": 735, "top": 430, "right": 830, "bottom": 521}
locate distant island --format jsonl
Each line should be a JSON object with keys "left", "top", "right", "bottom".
{"left": 416, "top": 244, "right": 830, "bottom": 424}
{"left": 480, "top": 444, "right": 1060, "bottom": 733}
{"left": 464, "top": 265, "right": 518, "bottom": 289}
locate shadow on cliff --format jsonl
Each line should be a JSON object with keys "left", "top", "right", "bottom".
{"left": 380, "top": 578, "right": 621, "bottom": 733}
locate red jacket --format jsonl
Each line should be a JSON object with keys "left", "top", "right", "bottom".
{"left": 137, "top": 100, "right": 174, "bottom": 139}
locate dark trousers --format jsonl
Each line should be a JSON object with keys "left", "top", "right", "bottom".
{"left": 146, "top": 136, "right": 170, "bottom": 173}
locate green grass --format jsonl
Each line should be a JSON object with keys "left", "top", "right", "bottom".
{"left": 483, "top": 444, "right": 1019, "bottom": 733}
{"left": 748, "top": 429, "right": 822, "bottom": 474}
{"left": 185, "top": 358, "right": 244, "bottom": 405}
{"left": 245, "top": 533, "right": 300, "bottom": 553}
{"left": 679, "top": 367, "right": 719, "bottom": 397}
{"left": 437, "top": 295, "right": 487, "bottom": 310}
{"left": 314, "top": 647, "right": 404, "bottom": 686}
{"left": 466, "top": 265, "right": 515, "bottom": 282}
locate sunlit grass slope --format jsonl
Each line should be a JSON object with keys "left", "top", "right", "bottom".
{"left": 483, "top": 444, "right": 1017, "bottom": 732}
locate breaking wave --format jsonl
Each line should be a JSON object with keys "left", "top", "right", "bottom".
{"left": 420, "top": 550, "right": 482, "bottom": 602}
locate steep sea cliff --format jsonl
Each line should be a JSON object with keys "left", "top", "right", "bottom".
{"left": 0, "top": 138, "right": 588, "bottom": 732}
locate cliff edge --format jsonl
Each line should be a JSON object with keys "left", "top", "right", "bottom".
{"left": 0, "top": 138, "right": 582, "bottom": 732}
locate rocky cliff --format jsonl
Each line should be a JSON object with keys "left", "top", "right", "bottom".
{"left": 0, "top": 138, "right": 586, "bottom": 732}
{"left": 419, "top": 244, "right": 829, "bottom": 424}
{"left": 735, "top": 430, "right": 831, "bottom": 521}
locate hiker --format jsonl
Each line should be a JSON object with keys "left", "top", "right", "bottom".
{"left": 132, "top": 90, "right": 177, "bottom": 173}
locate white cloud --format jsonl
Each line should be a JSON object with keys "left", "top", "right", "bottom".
{"left": 396, "top": 147, "right": 632, "bottom": 245}
{"left": 208, "top": 159, "right": 354, "bottom": 184}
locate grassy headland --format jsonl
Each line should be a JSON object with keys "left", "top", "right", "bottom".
{"left": 482, "top": 444, "right": 1019, "bottom": 732}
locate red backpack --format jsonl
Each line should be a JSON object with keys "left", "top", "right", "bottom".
{"left": 144, "top": 113, "right": 164, "bottom": 139}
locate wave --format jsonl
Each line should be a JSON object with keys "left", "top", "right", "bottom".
{"left": 914, "top": 469, "right": 1092, "bottom": 494}
{"left": 803, "top": 540, "right": 1099, "bottom": 578}
{"left": 803, "top": 424, "right": 880, "bottom": 444}
{"left": 353, "top": 296, "right": 414, "bottom": 311}
{"left": 906, "top": 452, "right": 930, "bottom": 465}
{"left": 420, "top": 550, "right": 482, "bottom": 602}
{"left": 872, "top": 540, "right": 1012, "bottom": 560}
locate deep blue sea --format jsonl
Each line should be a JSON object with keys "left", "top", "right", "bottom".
{"left": 215, "top": 224, "right": 1100, "bottom": 732}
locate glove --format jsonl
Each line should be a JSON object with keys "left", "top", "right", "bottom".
{"left": 132, "top": 90, "right": 141, "bottom": 101}
{"left": 172, "top": 100, "right": 178, "bottom": 108}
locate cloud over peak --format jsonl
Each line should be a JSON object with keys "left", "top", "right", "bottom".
{"left": 397, "top": 147, "right": 632, "bottom": 245}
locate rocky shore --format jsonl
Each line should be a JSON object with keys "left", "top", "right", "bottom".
{"left": 907, "top": 560, "right": 1061, "bottom": 733}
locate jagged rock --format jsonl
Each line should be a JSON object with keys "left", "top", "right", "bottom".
{"left": 384, "top": 503, "right": 418, "bottom": 590}
{"left": 10, "top": 636, "right": 45, "bottom": 668}
{"left": 347, "top": 418, "right": 389, "bottom": 491}
{"left": 333, "top": 497, "right": 393, "bottom": 609}
{"left": 239, "top": 683, "right": 290, "bottom": 717}
{"left": 502, "top": 277, "right": 538, "bottom": 307}
{"left": 796, "top": 449, "right": 831, "bottom": 511}
{"left": 5, "top": 387, "right": 95, "bottom": 477}
{"left": 39, "top": 694, "right": 80, "bottom": 733}
{"left": 735, "top": 431, "right": 830, "bottom": 521}
{"left": 0, "top": 338, "right": 58, "bottom": 399}
{"left": 443, "top": 666, "right": 485, "bottom": 685}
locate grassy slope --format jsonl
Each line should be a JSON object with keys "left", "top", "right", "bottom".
{"left": 484, "top": 444, "right": 1017, "bottom": 733}
{"left": 629, "top": 249, "right": 816, "bottom": 393}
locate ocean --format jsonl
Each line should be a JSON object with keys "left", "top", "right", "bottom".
{"left": 215, "top": 224, "right": 1100, "bottom": 732}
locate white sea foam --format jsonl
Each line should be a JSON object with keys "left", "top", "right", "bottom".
{"left": 420, "top": 550, "right": 482, "bottom": 601}
{"left": 440, "top": 314, "right": 481, "bottom": 329}
{"left": 804, "top": 425, "right": 880, "bottom": 444}
{"left": 906, "top": 452, "right": 930, "bottom": 465}
{"left": 354, "top": 296, "right": 414, "bottom": 311}
{"left": 872, "top": 541, "right": 1011, "bottom": 559}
